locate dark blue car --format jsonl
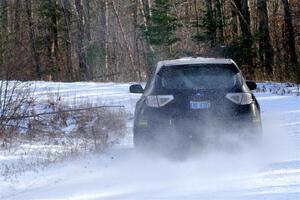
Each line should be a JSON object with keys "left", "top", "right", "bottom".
{"left": 130, "top": 58, "right": 262, "bottom": 152}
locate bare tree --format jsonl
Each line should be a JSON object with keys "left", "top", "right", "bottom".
{"left": 232, "top": 0, "right": 252, "bottom": 38}
{"left": 281, "top": 0, "right": 298, "bottom": 65}
{"left": 281, "top": 0, "right": 299, "bottom": 82}
{"left": 60, "top": 0, "right": 74, "bottom": 81}
{"left": 0, "top": 0, "right": 299, "bottom": 82}
{"left": 205, "top": 0, "right": 217, "bottom": 46}
{"left": 25, "top": 0, "right": 42, "bottom": 79}
{"left": 216, "top": 0, "right": 224, "bottom": 43}
{"left": 75, "top": 0, "right": 89, "bottom": 81}
{"left": 257, "top": 0, "right": 273, "bottom": 75}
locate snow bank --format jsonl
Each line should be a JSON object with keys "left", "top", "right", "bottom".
{"left": 256, "top": 82, "right": 299, "bottom": 95}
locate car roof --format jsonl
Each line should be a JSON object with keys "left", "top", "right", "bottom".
{"left": 155, "top": 57, "right": 237, "bottom": 73}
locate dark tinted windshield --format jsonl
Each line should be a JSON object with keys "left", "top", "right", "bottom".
{"left": 157, "top": 64, "right": 240, "bottom": 90}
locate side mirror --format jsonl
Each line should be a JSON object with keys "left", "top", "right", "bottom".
{"left": 130, "top": 84, "right": 144, "bottom": 93}
{"left": 246, "top": 80, "right": 257, "bottom": 91}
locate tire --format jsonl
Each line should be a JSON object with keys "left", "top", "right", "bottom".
{"left": 133, "top": 130, "right": 154, "bottom": 152}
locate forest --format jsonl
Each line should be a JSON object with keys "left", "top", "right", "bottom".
{"left": 0, "top": 0, "right": 299, "bottom": 82}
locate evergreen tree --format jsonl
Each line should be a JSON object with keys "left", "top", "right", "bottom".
{"left": 192, "top": 0, "right": 224, "bottom": 48}
{"left": 142, "top": 0, "right": 179, "bottom": 52}
{"left": 202, "top": 0, "right": 217, "bottom": 47}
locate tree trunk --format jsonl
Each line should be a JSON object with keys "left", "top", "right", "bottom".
{"left": 84, "top": 0, "right": 92, "bottom": 41}
{"left": 194, "top": 0, "right": 201, "bottom": 53}
{"left": 281, "top": 0, "right": 298, "bottom": 65}
{"left": 111, "top": 0, "right": 139, "bottom": 80}
{"left": 282, "top": 0, "right": 299, "bottom": 83}
{"left": 138, "top": 0, "right": 155, "bottom": 77}
{"left": 216, "top": 0, "right": 224, "bottom": 43}
{"left": 51, "top": 0, "right": 59, "bottom": 68}
{"left": 0, "top": 0, "right": 7, "bottom": 31}
{"left": 25, "top": 0, "right": 42, "bottom": 79}
{"left": 232, "top": 0, "right": 254, "bottom": 71}
{"left": 134, "top": 0, "right": 142, "bottom": 81}
{"left": 61, "top": 0, "right": 73, "bottom": 81}
{"left": 14, "top": 0, "right": 21, "bottom": 41}
{"left": 205, "top": 0, "right": 217, "bottom": 47}
{"left": 0, "top": 0, "right": 8, "bottom": 78}
{"left": 45, "top": 0, "right": 57, "bottom": 80}
{"left": 232, "top": 0, "right": 252, "bottom": 38}
{"left": 75, "top": 0, "right": 89, "bottom": 81}
{"left": 257, "top": 0, "right": 273, "bottom": 75}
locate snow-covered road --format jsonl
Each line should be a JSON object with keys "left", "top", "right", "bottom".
{"left": 1, "top": 82, "right": 300, "bottom": 200}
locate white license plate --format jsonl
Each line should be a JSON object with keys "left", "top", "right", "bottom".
{"left": 190, "top": 101, "right": 211, "bottom": 110}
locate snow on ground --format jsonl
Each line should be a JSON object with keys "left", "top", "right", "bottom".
{"left": 256, "top": 82, "right": 299, "bottom": 95}
{"left": 28, "top": 81, "right": 142, "bottom": 112}
{"left": 0, "top": 81, "right": 300, "bottom": 200}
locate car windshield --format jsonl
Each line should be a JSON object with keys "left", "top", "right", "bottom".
{"left": 157, "top": 64, "right": 240, "bottom": 90}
